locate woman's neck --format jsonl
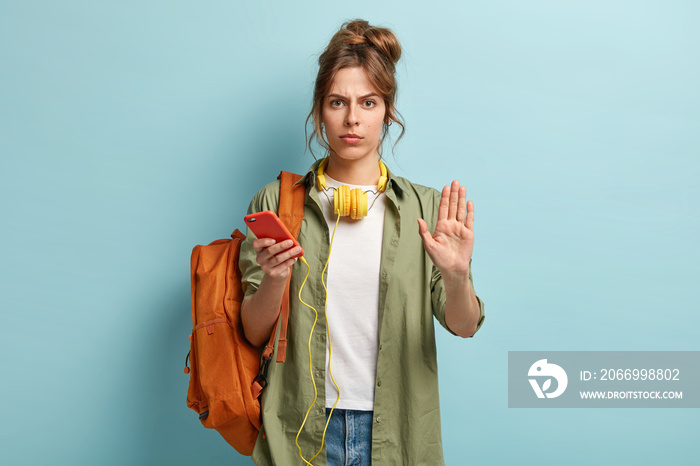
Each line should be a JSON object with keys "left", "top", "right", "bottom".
{"left": 324, "top": 154, "right": 382, "bottom": 186}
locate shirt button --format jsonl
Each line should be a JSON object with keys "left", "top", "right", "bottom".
{"left": 316, "top": 370, "right": 323, "bottom": 377}
{"left": 382, "top": 271, "right": 387, "bottom": 279}
{"left": 318, "top": 408, "right": 324, "bottom": 415}
{"left": 376, "top": 415, "right": 382, "bottom": 423}
{"left": 391, "top": 238, "right": 398, "bottom": 245}
{"left": 379, "top": 344, "right": 383, "bottom": 350}
{"left": 377, "top": 380, "right": 382, "bottom": 387}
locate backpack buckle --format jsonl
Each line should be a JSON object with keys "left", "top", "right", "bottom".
{"left": 254, "top": 355, "right": 272, "bottom": 391}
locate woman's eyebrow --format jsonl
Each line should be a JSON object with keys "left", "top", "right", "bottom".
{"left": 327, "top": 93, "right": 380, "bottom": 100}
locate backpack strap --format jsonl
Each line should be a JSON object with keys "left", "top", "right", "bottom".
{"left": 278, "top": 171, "right": 305, "bottom": 238}
{"left": 261, "top": 171, "right": 305, "bottom": 365}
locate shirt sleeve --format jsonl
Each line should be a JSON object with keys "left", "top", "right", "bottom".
{"left": 430, "top": 258, "right": 486, "bottom": 338}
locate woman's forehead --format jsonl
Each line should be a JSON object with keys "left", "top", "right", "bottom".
{"left": 327, "top": 67, "right": 377, "bottom": 96}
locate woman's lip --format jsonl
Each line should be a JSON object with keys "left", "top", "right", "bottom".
{"left": 340, "top": 136, "right": 362, "bottom": 144}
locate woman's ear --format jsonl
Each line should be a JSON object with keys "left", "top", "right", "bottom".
{"left": 318, "top": 119, "right": 328, "bottom": 145}
{"left": 384, "top": 105, "right": 393, "bottom": 126}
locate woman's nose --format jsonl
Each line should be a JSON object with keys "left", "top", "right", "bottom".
{"left": 345, "top": 104, "right": 359, "bottom": 126}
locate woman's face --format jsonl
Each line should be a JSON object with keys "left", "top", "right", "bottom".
{"left": 321, "top": 66, "right": 386, "bottom": 164}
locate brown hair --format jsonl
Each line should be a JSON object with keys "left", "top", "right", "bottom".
{"left": 304, "top": 19, "right": 405, "bottom": 160}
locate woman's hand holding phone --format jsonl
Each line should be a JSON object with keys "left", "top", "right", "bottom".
{"left": 245, "top": 211, "right": 304, "bottom": 280}
{"left": 252, "top": 238, "right": 301, "bottom": 280}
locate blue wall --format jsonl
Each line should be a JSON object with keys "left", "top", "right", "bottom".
{"left": 1, "top": 1, "right": 697, "bottom": 464}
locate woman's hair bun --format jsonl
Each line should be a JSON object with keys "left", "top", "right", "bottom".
{"left": 339, "top": 19, "right": 401, "bottom": 65}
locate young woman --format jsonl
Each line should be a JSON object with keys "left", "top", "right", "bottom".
{"left": 239, "top": 19, "right": 485, "bottom": 466}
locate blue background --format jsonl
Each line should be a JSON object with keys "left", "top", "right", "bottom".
{"left": 1, "top": 1, "right": 697, "bottom": 464}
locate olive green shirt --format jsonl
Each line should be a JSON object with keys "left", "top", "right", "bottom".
{"left": 239, "top": 159, "right": 485, "bottom": 465}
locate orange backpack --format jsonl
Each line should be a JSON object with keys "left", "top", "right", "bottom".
{"left": 184, "top": 171, "right": 305, "bottom": 455}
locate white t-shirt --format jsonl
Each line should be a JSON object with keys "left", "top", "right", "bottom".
{"left": 318, "top": 173, "right": 387, "bottom": 411}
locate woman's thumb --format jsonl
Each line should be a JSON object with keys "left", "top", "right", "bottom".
{"left": 417, "top": 219, "right": 433, "bottom": 247}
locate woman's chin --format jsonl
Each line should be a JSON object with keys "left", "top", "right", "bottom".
{"left": 328, "top": 147, "right": 379, "bottom": 162}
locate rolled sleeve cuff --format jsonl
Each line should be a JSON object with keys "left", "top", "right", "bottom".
{"left": 470, "top": 294, "right": 486, "bottom": 338}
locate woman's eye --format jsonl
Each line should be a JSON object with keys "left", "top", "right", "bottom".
{"left": 364, "top": 101, "right": 376, "bottom": 108}
{"left": 330, "top": 100, "right": 343, "bottom": 107}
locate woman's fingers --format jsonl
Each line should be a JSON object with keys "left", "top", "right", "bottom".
{"left": 466, "top": 200, "right": 475, "bottom": 232}
{"left": 448, "top": 180, "right": 460, "bottom": 220}
{"left": 267, "top": 240, "right": 295, "bottom": 256}
{"left": 254, "top": 238, "right": 300, "bottom": 274}
{"left": 440, "top": 180, "right": 468, "bottom": 224}
{"left": 254, "top": 239, "right": 296, "bottom": 259}
{"left": 438, "top": 185, "right": 450, "bottom": 221}
{"left": 253, "top": 238, "right": 290, "bottom": 253}
{"left": 457, "top": 185, "right": 467, "bottom": 224}
{"left": 272, "top": 245, "right": 301, "bottom": 264}
{"left": 265, "top": 254, "right": 298, "bottom": 274}
{"left": 417, "top": 218, "right": 436, "bottom": 252}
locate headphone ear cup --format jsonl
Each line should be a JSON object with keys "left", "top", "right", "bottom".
{"left": 350, "top": 188, "right": 358, "bottom": 220}
{"left": 350, "top": 188, "right": 368, "bottom": 220}
{"left": 359, "top": 190, "right": 368, "bottom": 218}
{"left": 335, "top": 185, "right": 350, "bottom": 217}
{"left": 343, "top": 186, "right": 351, "bottom": 217}
{"left": 351, "top": 189, "right": 368, "bottom": 220}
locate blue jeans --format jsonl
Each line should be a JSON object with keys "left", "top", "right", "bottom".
{"left": 325, "top": 408, "right": 373, "bottom": 465}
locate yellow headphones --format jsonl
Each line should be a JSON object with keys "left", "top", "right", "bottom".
{"left": 316, "top": 157, "right": 388, "bottom": 220}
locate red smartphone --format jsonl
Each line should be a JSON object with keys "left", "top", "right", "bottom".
{"left": 244, "top": 210, "right": 304, "bottom": 258}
